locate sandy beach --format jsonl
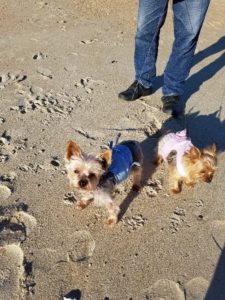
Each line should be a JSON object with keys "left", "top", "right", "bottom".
{"left": 0, "top": 0, "right": 225, "bottom": 299}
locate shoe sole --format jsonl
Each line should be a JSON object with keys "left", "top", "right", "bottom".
{"left": 118, "top": 92, "right": 152, "bottom": 101}
{"left": 162, "top": 105, "right": 175, "bottom": 114}
{"left": 119, "top": 95, "right": 139, "bottom": 101}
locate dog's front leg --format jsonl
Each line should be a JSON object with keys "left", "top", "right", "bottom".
{"left": 131, "top": 165, "right": 142, "bottom": 192}
{"left": 76, "top": 198, "right": 93, "bottom": 210}
{"left": 184, "top": 179, "right": 195, "bottom": 188}
{"left": 169, "top": 166, "right": 182, "bottom": 194}
{"left": 106, "top": 202, "right": 120, "bottom": 225}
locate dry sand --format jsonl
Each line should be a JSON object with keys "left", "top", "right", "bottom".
{"left": 0, "top": 0, "right": 225, "bottom": 299}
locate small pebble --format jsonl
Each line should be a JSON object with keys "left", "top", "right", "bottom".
{"left": 51, "top": 159, "right": 60, "bottom": 167}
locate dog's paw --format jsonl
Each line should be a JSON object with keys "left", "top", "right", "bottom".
{"left": 170, "top": 188, "right": 181, "bottom": 194}
{"left": 132, "top": 184, "right": 141, "bottom": 192}
{"left": 106, "top": 217, "right": 118, "bottom": 226}
{"left": 76, "top": 201, "right": 88, "bottom": 210}
{"left": 185, "top": 182, "right": 195, "bottom": 188}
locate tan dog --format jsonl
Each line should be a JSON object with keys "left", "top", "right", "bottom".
{"left": 155, "top": 129, "right": 217, "bottom": 193}
{"left": 65, "top": 140, "right": 143, "bottom": 225}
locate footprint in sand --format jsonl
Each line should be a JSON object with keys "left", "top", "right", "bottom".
{"left": 0, "top": 185, "right": 12, "bottom": 201}
{"left": 144, "top": 179, "right": 163, "bottom": 198}
{"left": 122, "top": 215, "right": 147, "bottom": 232}
{"left": 184, "top": 277, "right": 209, "bottom": 300}
{"left": 32, "top": 231, "right": 94, "bottom": 298}
{"left": 0, "top": 131, "right": 28, "bottom": 163}
{"left": 0, "top": 72, "right": 27, "bottom": 89}
{"left": 0, "top": 244, "right": 24, "bottom": 299}
{"left": 67, "top": 231, "right": 96, "bottom": 262}
{"left": 12, "top": 84, "right": 76, "bottom": 119}
{"left": 141, "top": 279, "right": 185, "bottom": 300}
{"left": 0, "top": 203, "right": 37, "bottom": 297}
{"left": 0, "top": 203, "right": 37, "bottom": 246}
{"left": 33, "top": 230, "right": 95, "bottom": 272}
{"left": 63, "top": 192, "right": 77, "bottom": 205}
{"left": 169, "top": 207, "right": 186, "bottom": 234}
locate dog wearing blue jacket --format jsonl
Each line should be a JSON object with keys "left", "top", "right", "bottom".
{"left": 65, "top": 139, "right": 143, "bottom": 225}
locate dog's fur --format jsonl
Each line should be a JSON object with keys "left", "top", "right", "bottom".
{"left": 155, "top": 134, "right": 217, "bottom": 194}
{"left": 65, "top": 140, "right": 143, "bottom": 225}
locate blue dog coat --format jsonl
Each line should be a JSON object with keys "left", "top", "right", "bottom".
{"left": 98, "top": 140, "right": 141, "bottom": 188}
{"left": 105, "top": 144, "right": 134, "bottom": 184}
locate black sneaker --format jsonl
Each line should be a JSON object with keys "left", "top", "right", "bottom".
{"left": 119, "top": 80, "right": 153, "bottom": 101}
{"left": 161, "top": 95, "right": 180, "bottom": 114}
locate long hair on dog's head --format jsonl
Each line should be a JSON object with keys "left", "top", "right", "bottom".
{"left": 183, "top": 144, "right": 217, "bottom": 183}
{"left": 65, "top": 140, "right": 112, "bottom": 191}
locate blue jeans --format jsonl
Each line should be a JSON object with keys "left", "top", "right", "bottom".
{"left": 134, "top": 0, "right": 210, "bottom": 96}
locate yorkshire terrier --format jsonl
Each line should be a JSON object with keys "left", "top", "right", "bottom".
{"left": 65, "top": 139, "right": 143, "bottom": 225}
{"left": 155, "top": 129, "right": 217, "bottom": 194}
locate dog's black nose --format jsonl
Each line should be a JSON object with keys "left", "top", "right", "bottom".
{"left": 206, "top": 176, "right": 213, "bottom": 183}
{"left": 79, "top": 179, "right": 88, "bottom": 188}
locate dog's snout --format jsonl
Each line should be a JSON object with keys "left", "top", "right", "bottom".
{"left": 79, "top": 179, "right": 88, "bottom": 188}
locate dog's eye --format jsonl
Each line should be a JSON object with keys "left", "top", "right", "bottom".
{"left": 88, "top": 173, "right": 95, "bottom": 179}
{"left": 74, "top": 169, "right": 79, "bottom": 174}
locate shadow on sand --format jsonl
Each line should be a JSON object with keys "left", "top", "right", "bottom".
{"left": 118, "top": 107, "right": 225, "bottom": 220}
{"left": 205, "top": 244, "right": 225, "bottom": 300}
{"left": 118, "top": 37, "right": 225, "bottom": 299}
{"left": 153, "top": 36, "right": 225, "bottom": 115}
{"left": 118, "top": 130, "right": 159, "bottom": 221}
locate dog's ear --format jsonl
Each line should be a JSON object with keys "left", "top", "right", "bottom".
{"left": 189, "top": 146, "right": 201, "bottom": 160}
{"left": 203, "top": 144, "right": 217, "bottom": 157}
{"left": 96, "top": 149, "right": 112, "bottom": 169}
{"left": 66, "top": 140, "right": 81, "bottom": 160}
